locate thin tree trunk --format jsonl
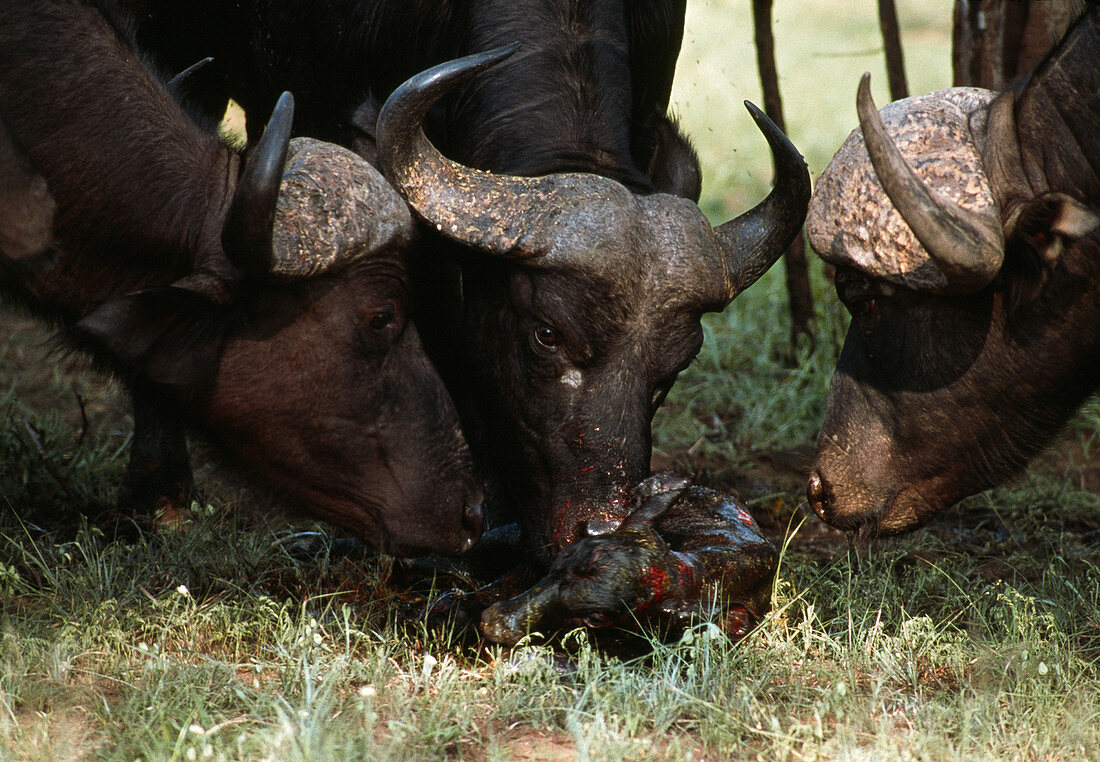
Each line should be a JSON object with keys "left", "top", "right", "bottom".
{"left": 878, "top": 0, "right": 909, "bottom": 100}
{"left": 751, "top": 0, "right": 813, "bottom": 348}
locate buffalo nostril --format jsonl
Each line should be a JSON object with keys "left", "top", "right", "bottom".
{"left": 461, "top": 498, "right": 486, "bottom": 548}
{"left": 807, "top": 471, "right": 831, "bottom": 522}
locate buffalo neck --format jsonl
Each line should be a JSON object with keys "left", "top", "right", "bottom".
{"left": 0, "top": 0, "right": 238, "bottom": 321}
{"left": 1013, "top": 6, "right": 1100, "bottom": 205}
{"left": 453, "top": 0, "right": 650, "bottom": 189}
{"left": 1009, "top": 4, "right": 1100, "bottom": 391}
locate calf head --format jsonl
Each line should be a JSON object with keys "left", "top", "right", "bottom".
{"left": 379, "top": 48, "right": 809, "bottom": 558}
{"left": 76, "top": 102, "right": 483, "bottom": 556}
{"left": 806, "top": 64, "right": 1100, "bottom": 535}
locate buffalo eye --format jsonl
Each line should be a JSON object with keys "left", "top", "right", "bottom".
{"left": 849, "top": 298, "right": 881, "bottom": 349}
{"left": 357, "top": 301, "right": 401, "bottom": 353}
{"left": 534, "top": 324, "right": 562, "bottom": 349}
{"left": 582, "top": 612, "right": 613, "bottom": 629}
{"left": 846, "top": 297, "right": 884, "bottom": 359}
{"left": 835, "top": 269, "right": 888, "bottom": 326}
{"left": 368, "top": 306, "right": 396, "bottom": 331}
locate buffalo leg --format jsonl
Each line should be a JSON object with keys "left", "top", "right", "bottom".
{"left": 120, "top": 379, "right": 193, "bottom": 519}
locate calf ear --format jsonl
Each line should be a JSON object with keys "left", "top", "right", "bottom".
{"left": 73, "top": 273, "right": 231, "bottom": 394}
{"left": 620, "top": 472, "right": 693, "bottom": 531}
{"left": 1002, "top": 193, "right": 1100, "bottom": 308}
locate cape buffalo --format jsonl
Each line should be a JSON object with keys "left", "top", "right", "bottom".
{"left": 0, "top": 0, "right": 484, "bottom": 557}
{"left": 378, "top": 47, "right": 808, "bottom": 559}
{"left": 804, "top": 6, "right": 1100, "bottom": 535}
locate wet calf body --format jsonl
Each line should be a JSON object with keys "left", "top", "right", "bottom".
{"left": 480, "top": 474, "right": 777, "bottom": 645}
{"left": 0, "top": 0, "right": 483, "bottom": 556}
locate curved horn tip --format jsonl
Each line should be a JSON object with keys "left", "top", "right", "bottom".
{"left": 712, "top": 99, "right": 810, "bottom": 303}
{"left": 406, "top": 43, "right": 522, "bottom": 94}
{"left": 856, "top": 72, "right": 877, "bottom": 121}
{"left": 740, "top": 100, "right": 809, "bottom": 176}
{"left": 742, "top": 101, "right": 778, "bottom": 135}
{"left": 741, "top": 100, "right": 769, "bottom": 127}
{"left": 268, "top": 91, "right": 295, "bottom": 136}
{"left": 165, "top": 56, "right": 215, "bottom": 94}
{"left": 222, "top": 91, "right": 295, "bottom": 274}
{"left": 248, "top": 91, "right": 295, "bottom": 195}
{"left": 473, "top": 41, "right": 523, "bottom": 66}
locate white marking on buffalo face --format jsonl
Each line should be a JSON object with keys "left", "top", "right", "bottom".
{"left": 561, "top": 369, "right": 583, "bottom": 389}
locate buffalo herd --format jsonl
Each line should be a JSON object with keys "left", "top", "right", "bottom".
{"left": 1, "top": 0, "right": 1097, "bottom": 644}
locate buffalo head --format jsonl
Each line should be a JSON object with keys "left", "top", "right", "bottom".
{"left": 378, "top": 48, "right": 810, "bottom": 557}
{"left": 805, "top": 47, "right": 1100, "bottom": 535}
{"left": 70, "top": 98, "right": 484, "bottom": 557}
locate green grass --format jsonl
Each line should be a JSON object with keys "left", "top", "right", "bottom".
{"left": 2, "top": 489, "right": 1099, "bottom": 760}
{"left": 6, "top": 1, "right": 1100, "bottom": 759}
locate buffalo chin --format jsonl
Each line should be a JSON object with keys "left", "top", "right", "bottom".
{"left": 373, "top": 527, "right": 475, "bottom": 559}
{"left": 841, "top": 488, "right": 949, "bottom": 538}
{"left": 319, "top": 497, "right": 480, "bottom": 560}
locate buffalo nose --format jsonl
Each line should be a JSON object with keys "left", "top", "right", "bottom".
{"left": 807, "top": 471, "right": 831, "bottom": 522}
{"left": 460, "top": 497, "right": 486, "bottom": 552}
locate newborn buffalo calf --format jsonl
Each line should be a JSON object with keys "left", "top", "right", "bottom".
{"left": 480, "top": 473, "right": 777, "bottom": 645}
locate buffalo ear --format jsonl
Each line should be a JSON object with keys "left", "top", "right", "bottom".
{"left": 348, "top": 96, "right": 382, "bottom": 169}
{"left": 1007, "top": 192, "right": 1100, "bottom": 268}
{"left": 619, "top": 472, "right": 693, "bottom": 531}
{"left": 1002, "top": 193, "right": 1100, "bottom": 308}
{"left": 73, "top": 273, "right": 232, "bottom": 393}
{"left": 643, "top": 113, "right": 702, "bottom": 202}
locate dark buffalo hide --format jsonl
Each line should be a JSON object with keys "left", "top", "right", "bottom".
{"left": 0, "top": 0, "right": 484, "bottom": 557}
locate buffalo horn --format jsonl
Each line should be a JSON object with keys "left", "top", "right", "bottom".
{"left": 379, "top": 45, "right": 612, "bottom": 259}
{"left": 266, "top": 138, "right": 416, "bottom": 279}
{"left": 713, "top": 102, "right": 811, "bottom": 301}
{"left": 165, "top": 57, "right": 214, "bottom": 99}
{"left": 856, "top": 73, "right": 1003, "bottom": 292}
{"left": 222, "top": 91, "right": 295, "bottom": 274}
